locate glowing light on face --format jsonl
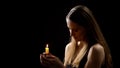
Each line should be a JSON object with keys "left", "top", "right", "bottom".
{"left": 66, "top": 19, "right": 86, "bottom": 41}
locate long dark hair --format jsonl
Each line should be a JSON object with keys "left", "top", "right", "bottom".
{"left": 66, "top": 5, "right": 113, "bottom": 68}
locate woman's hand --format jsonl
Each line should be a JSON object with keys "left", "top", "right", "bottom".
{"left": 40, "top": 52, "right": 65, "bottom": 68}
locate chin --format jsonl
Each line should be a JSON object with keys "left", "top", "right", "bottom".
{"left": 77, "top": 39, "right": 82, "bottom": 41}
{"left": 75, "top": 39, "right": 80, "bottom": 42}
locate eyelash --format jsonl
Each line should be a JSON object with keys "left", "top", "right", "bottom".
{"left": 69, "top": 29, "right": 78, "bottom": 32}
{"left": 75, "top": 29, "right": 78, "bottom": 32}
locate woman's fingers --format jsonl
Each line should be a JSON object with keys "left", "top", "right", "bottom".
{"left": 40, "top": 54, "right": 52, "bottom": 67}
{"left": 40, "top": 53, "right": 64, "bottom": 68}
{"left": 40, "top": 53, "right": 55, "bottom": 62}
{"left": 40, "top": 54, "right": 44, "bottom": 63}
{"left": 46, "top": 54, "right": 55, "bottom": 58}
{"left": 40, "top": 52, "right": 60, "bottom": 63}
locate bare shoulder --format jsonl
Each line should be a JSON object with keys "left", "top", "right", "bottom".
{"left": 87, "top": 43, "right": 105, "bottom": 65}
{"left": 91, "top": 43, "right": 104, "bottom": 52}
{"left": 88, "top": 43, "right": 105, "bottom": 58}
{"left": 65, "top": 42, "right": 72, "bottom": 51}
{"left": 65, "top": 43, "right": 71, "bottom": 49}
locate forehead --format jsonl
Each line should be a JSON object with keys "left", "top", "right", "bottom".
{"left": 66, "top": 19, "right": 79, "bottom": 29}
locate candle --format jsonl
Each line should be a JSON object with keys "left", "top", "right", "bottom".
{"left": 45, "top": 44, "right": 49, "bottom": 54}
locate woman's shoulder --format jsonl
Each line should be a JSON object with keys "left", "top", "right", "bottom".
{"left": 88, "top": 43, "right": 105, "bottom": 56}
{"left": 65, "top": 42, "right": 71, "bottom": 49}
{"left": 91, "top": 43, "right": 104, "bottom": 51}
{"left": 87, "top": 43, "right": 105, "bottom": 64}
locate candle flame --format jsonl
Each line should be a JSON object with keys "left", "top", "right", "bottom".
{"left": 46, "top": 44, "right": 48, "bottom": 48}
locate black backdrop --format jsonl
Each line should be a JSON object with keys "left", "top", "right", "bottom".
{"left": 3, "top": 0, "right": 119, "bottom": 68}
{"left": 31, "top": 0, "right": 119, "bottom": 68}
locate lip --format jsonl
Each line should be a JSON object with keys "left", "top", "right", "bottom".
{"left": 73, "top": 36, "right": 77, "bottom": 40}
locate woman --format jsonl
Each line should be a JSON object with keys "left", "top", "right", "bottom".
{"left": 40, "top": 5, "right": 113, "bottom": 68}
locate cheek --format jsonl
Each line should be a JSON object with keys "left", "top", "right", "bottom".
{"left": 77, "top": 31, "right": 82, "bottom": 35}
{"left": 76, "top": 30, "right": 84, "bottom": 36}
{"left": 74, "top": 31, "right": 81, "bottom": 37}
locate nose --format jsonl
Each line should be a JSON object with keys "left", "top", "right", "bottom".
{"left": 70, "top": 30, "right": 74, "bottom": 36}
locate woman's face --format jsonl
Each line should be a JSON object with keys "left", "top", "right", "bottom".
{"left": 66, "top": 19, "right": 86, "bottom": 41}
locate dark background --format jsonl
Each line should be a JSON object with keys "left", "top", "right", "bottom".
{"left": 2, "top": 0, "right": 119, "bottom": 68}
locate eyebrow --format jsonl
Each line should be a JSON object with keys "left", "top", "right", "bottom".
{"left": 68, "top": 27, "right": 78, "bottom": 31}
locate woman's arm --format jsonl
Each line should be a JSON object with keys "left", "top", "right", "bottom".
{"left": 84, "top": 44, "right": 105, "bottom": 68}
